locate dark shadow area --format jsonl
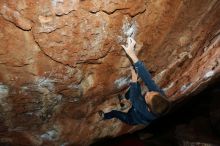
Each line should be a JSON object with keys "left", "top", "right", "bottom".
{"left": 91, "top": 79, "right": 220, "bottom": 146}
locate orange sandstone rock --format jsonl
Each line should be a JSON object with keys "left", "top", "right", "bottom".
{"left": 0, "top": 0, "right": 220, "bottom": 145}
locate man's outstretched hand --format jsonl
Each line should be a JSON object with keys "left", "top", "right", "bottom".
{"left": 121, "top": 37, "right": 139, "bottom": 63}
{"left": 121, "top": 37, "right": 136, "bottom": 55}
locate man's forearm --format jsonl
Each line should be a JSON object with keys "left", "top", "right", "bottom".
{"left": 128, "top": 53, "right": 139, "bottom": 64}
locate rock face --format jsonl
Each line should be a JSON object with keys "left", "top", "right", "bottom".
{"left": 0, "top": 0, "right": 219, "bottom": 145}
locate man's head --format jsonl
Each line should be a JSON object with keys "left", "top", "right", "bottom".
{"left": 145, "top": 91, "right": 170, "bottom": 116}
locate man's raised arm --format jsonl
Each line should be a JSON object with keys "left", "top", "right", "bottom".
{"left": 121, "top": 37, "right": 165, "bottom": 95}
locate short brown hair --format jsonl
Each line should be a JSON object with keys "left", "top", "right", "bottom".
{"left": 147, "top": 92, "right": 170, "bottom": 116}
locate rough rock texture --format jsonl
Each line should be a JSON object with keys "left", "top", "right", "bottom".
{"left": 0, "top": 0, "right": 219, "bottom": 145}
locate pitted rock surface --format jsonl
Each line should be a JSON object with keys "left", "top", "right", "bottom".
{"left": 0, "top": 0, "right": 220, "bottom": 145}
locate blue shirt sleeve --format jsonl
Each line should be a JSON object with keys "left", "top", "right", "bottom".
{"left": 134, "top": 61, "right": 165, "bottom": 96}
{"left": 129, "top": 82, "right": 148, "bottom": 110}
{"left": 129, "top": 82, "right": 142, "bottom": 99}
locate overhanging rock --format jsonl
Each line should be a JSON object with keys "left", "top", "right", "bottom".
{"left": 0, "top": 0, "right": 219, "bottom": 145}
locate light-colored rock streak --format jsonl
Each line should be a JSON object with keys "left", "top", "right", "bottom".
{"left": 0, "top": 84, "right": 9, "bottom": 99}
{"left": 40, "top": 129, "right": 59, "bottom": 141}
{"left": 114, "top": 76, "right": 130, "bottom": 89}
{"left": 122, "top": 18, "right": 137, "bottom": 38}
{"left": 0, "top": 84, "right": 11, "bottom": 112}
{"left": 204, "top": 70, "right": 215, "bottom": 79}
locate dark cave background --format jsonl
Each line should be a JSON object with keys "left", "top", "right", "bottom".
{"left": 91, "top": 79, "right": 220, "bottom": 146}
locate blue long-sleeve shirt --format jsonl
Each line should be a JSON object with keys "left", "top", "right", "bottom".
{"left": 134, "top": 61, "right": 165, "bottom": 95}
{"left": 127, "top": 61, "right": 165, "bottom": 124}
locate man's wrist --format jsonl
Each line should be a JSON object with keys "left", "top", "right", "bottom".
{"left": 130, "top": 81, "right": 137, "bottom": 84}
{"left": 130, "top": 54, "right": 139, "bottom": 63}
{"left": 131, "top": 79, "right": 138, "bottom": 82}
{"left": 127, "top": 51, "right": 135, "bottom": 57}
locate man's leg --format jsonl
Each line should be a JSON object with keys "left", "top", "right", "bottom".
{"left": 104, "top": 110, "right": 138, "bottom": 125}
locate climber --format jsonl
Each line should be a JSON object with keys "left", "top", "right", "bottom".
{"left": 98, "top": 37, "right": 171, "bottom": 125}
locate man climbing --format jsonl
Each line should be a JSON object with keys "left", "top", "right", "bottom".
{"left": 99, "top": 37, "right": 171, "bottom": 125}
